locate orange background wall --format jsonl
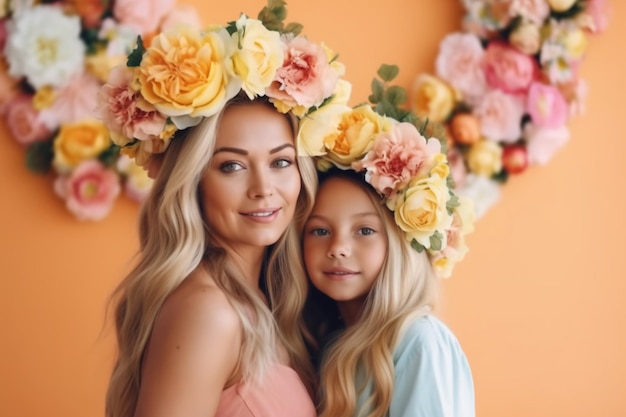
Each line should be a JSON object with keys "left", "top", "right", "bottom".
{"left": 1, "top": 1, "right": 624, "bottom": 416}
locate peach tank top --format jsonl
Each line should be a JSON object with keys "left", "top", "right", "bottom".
{"left": 215, "top": 363, "right": 316, "bottom": 417}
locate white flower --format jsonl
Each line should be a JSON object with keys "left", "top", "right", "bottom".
{"left": 457, "top": 174, "right": 501, "bottom": 220}
{"left": 4, "top": 5, "right": 85, "bottom": 89}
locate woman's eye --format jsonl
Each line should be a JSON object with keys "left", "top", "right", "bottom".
{"left": 220, "top": 161, "right": 244, "bottom": 172}
{"left": 272, "top": 158, "right": 293, "bottom": 168}
{"left": 357, "top": 227, "right": 376, "bottom": 236}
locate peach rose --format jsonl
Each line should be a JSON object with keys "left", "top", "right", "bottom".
{"left": 54, "top": 159, "right": 121, "bottom": 221}
{"left": 411, "top": 74, "right": 458, "bottom": 123}
{"left": 4, "top": 93, "right": 51, "bottom": 145}
{"left": 53, "top": 120, "right": 111, "bottom": 171}
{"left": 354, "top": 122, "right": 442, "bottom": 198}
{"left": 266, "top": 35, "right": 339, "bottom": 112}
{"left": 430, "top": 196, "right": 474, "bottom": 278}
{"left": 138, "top": 27, "right": 240, "bottom": 128}
{"left": 449, "top": 113, "right": 481, "bottom": 145}
{"left": 98, "top": 66, "right": 167, "bottom": 147}
{"left": 474, "top": 89, "right": 525, "bottom": 143}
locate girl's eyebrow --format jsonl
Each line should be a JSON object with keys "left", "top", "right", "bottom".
{"left": 213, "top": 143, "right": 295, "bottom": 156}
{"left": 307, "top": 212, "right": 380, "bottom": 221}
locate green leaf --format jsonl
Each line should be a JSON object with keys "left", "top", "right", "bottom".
{"left": 377, "top": 64, "right": 399, "bottom": 82}
{"left": 385, "top": 85, "right": 407, "bottom": 106}
{"left": 446, "top": 193, "right": 460, "bottom": 215}
{"left": 369, "top": 78, "right": 384, "bottom": 103}
{"left": 411, "top": 239, "right": 426, "bottom": 253}
{"left": 25, "top": 140, "right": 54, "bottom": 174}
{"left": 284, "top": 22, "right": 303, "bottom": 36}
{"left": 126, "top": 36, "right": 145, "bottom": 67}
{"left": 376, "top": 100, "right": 397, "bottom": 118}
{"left": 225, "top": 20, "right": 238, "bottom": 36}
{"left": 98, "top": 145, "right": 121, "bottom": 167}
{"left": 429, "top": 231, "right": 444, "bottom": 251}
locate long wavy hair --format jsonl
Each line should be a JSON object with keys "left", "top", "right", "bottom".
{"left": 308, "top": 172, "right": 438, "bottom": 417}
{"left": 105, "top": 93, "right": 318, "bottom": 417}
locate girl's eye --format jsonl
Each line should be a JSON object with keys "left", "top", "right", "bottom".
{"left": 309, "top": 227, "right": 329, "bottom": 237}
{"left": 272, "top": 158, "right": 293, "bottom": 168}
{"left": 220, "top": 161, "right": 244, "bottom": 172}
{"left": 357, "top": 227, "right": 376, "bottom": 236}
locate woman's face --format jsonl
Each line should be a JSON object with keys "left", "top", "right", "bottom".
{"left": 200, "top": 102, "right": 301, "bottom": 253}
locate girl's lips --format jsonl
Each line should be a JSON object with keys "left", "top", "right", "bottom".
{"left": 323, "top": 267, "right": 358, "bottom": 280}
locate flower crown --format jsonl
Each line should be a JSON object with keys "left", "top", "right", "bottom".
{"left": 297, "top": 65, "right": 475, "bottom": 278}
{"left": 98, "top": 0, "right": 349, "bottom": 168}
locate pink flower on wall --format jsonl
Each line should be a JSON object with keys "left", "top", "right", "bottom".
{"left": 54, "top": 160, "right": 121, "bottom": 221}
{"left": 482, "top": 42, "right": 538, "bottom": 94}
{"left": 527, "top": 82, "right": 568, "bottom": 128}
{"left": 5, "top": 94, "right": 51, "bottom": 145}
{"left": 113, "top": 0, "right": 176, "bottom": 36}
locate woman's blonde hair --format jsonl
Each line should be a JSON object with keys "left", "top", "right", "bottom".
{"left": 105, "top": 93, "right": 318, "bottom": 417}
{"left": 312, "top": 173, "right": 438, "bottom": 417}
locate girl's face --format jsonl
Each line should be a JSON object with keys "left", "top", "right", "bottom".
{"left": 200, "top": 102, "right": 301, "bottom": 254}
{"left": 303, "top": 176, "right": 387, "bottom": 306}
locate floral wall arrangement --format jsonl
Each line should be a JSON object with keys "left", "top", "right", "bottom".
{"left": 0, "top": 0, "right": 201, "bottom": 220}
{"left": 365, "top": 0, "right": 610, "bottom": 220}
{"left": 403, "top": 0, "right": 609, "bottom": 218}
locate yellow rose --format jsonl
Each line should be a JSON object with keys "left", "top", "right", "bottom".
{"left": 138, "top": 27, "right": 240, "bottom": 126}
{"left": 231, "top": 16, "right": 284, "bottom": 98}
{"left": 430, "top": 153, "right": 451, "bottom": 180}
{"left": 467, "top": 139, "right": 503, "bottom": 177}
{"left": 297, "top": 104, "right": 390, "bottom": 165}
{"left": 411, "top": 74, "right": 458, "bottom": 123}
{"left": 32, "top": 86, "right": 56, "bottom": 110}
{"left": 86, "top": 50, "right": 125, "bottom": 83}
{"left": 547, "top": 0, "right": 576, "bottom": 12}
{"left": 509, "top": 21, "right": 541, "bottom": 55}
{"left": 394, "top": 174, "right": 453, "bottom": 249}
{"left": 562, "top": 27, "right": 588, "bottom": 59}
{"left": 53, "top": 121, "right": 111, "bottom": 171}
{"left": 323, "top": 105, "right": 391, "bottom": 167}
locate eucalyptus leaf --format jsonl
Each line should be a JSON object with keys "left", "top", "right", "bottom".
{"left": 377, "top": 64, "right": 399, "bottom": 82}
{"left": 411, "top": 239, "right": 426, "bottom": 253}
{"left": 25, "top": 140, "right": 54, "bottom": 174}
{"left": 126, "top": 36, "right": 145, "bottom": 67}
{"left": 429, "top": 231, "right": 444, "bottom": 251}
{"left": 386, "top": 85, "right": 407, "bottom": 106}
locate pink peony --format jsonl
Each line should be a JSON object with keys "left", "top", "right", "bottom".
{"left": 39, "top": 72, "right": 102, "bottom": 130}
{"left": 474, "top": 89, "right": 525, "bottom": 143}
{"left": 586, "top": 0, "right": 610, "bottom": 33}
{"left": 435, "top": 32, "right": 487, "bottom": 104}
{"left": 159, "top": 4, "right": 202, "bottom": 31}
{"left": 266, "top": 36, "right": 339, "bottom": 110}
{"left": 54, "top": 159, "right": 121, "bottom": 221}
{"left": 523, "top": 123, "right": 570, "bottom": 165}
{"left": 483, "top": 42, "right": 538, "bottom": 94}
{"left": 353, "top": 122, "right": 441, "bottom": 198}
{"left": 4, "top": 93, "right": 51, "bottom": 145}
{"left": 527, "top": 82, "right": 568, "bottom": 128}
{"left": 113, "top": 0, "right": 175, "bottom": 36}
{"left": 97, "top": 66, "right": 167, "bottom": 145}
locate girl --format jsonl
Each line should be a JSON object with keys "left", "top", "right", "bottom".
{"left": 299, "top": 112, "right": 476, "bottom": 417}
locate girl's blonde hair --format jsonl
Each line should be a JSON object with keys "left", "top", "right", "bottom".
{"left": 313, "top": 173, "right": 438, "bottom": 417}
{"left": 105, "top": 94, "right": 318, "bottom": 417}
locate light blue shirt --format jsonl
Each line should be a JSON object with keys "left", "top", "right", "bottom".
{"left": 354, "top": 315, "right": 475, "bottom": 417}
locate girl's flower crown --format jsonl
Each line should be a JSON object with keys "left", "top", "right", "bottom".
{"left": 297, "top": 65, "right": 475, "bottom": 278}
{"left": 98, "top": 1, "right": 349, "bottom": 168}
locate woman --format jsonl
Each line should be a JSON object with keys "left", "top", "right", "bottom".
{"left": 99, "top": 11, "right": 345, "bottom": 417}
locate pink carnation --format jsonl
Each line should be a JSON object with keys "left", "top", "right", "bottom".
{"left": 113, "top": 0, "right": 175, "bottom": 35}
{"left": 483, "top": 42, "right": 538, "bottom": 94}
{"left": 39, "top": 72, "right": 102, "bottom": 130}
{"left": 54, "top": 159, "right": 121, "bottom": 221}
{"left": 474, "top": 89, "right": 525, "bottom": 143}
{"left": 435, "top": 33, "right": 487, "bottom": 104}
{"left": 4, "top": 93, "right": 51, "bottom": 145}
{"left": 353, "top": 122, "right": 441, "bottom": 198}
{"left": 523, "top": 123, "right": 570, "bottom": 165}
{"left": 97, "top": 66, "right": 167, "bottom": 145}
{"left": 266, "top": 36, "right": 339, "bottom": 110}
{"left": 527, "top": 82, "right": 568, "bottom": 128}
